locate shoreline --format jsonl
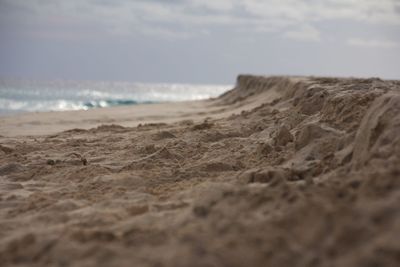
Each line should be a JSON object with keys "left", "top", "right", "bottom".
{"left": 0, "top": 99, "right": 221, "bottom": 136}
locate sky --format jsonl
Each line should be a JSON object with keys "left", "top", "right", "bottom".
{"left": 0, "top": 0, "right": 399, "bottom": 84}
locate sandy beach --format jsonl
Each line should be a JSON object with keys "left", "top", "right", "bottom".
{"left": 1, "top": 75, "right": 400, "bottom": 267}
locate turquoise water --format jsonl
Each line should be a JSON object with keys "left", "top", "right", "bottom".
{"left": 0, "top": 79, "right": 231, "bottom": 115}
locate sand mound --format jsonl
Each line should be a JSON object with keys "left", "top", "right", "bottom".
{"left": 1, "top": 75, "right": 400, "bottom": 266}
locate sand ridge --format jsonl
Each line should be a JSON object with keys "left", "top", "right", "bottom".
{"left": 1, "top": 75, "right": 400, "bottom": 266}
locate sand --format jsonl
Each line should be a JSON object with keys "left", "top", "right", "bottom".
{"left": 1, "top": 75, "right": 400, "bottom": 267}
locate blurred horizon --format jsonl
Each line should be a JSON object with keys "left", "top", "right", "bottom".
{"left": 0, "top": 0, "right": 399, "bottom": 84}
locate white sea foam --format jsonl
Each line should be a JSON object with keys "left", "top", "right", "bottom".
{"left": 0, "top": 79, "right": 231, "bottom": 114}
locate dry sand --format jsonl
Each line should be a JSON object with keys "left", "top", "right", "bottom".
{"left": 1, "top": 75, "right": 400, "bottom": 267}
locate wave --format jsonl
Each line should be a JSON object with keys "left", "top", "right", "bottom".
{"left": 0, "top": 80, "right": 232, "bottom": 114}
{"left": 82, "top": 99, "right": 158, "bottom": 109}
{"left": 0, "top": 98, "right": 155, "bottom": 114}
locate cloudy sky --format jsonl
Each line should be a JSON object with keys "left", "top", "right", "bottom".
{"left": 0, "top": 0, "right": 399, "bottom": 83}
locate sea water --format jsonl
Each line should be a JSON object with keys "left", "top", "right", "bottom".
{"left": 0, "top": 79, "right": 231, "bottom": 115}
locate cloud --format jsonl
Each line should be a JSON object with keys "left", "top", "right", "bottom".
{"left": 1, "top": 0, "right": 400, "bottom": 41}
{"left": 283, "top": 25, "right": 321, "bottom": 42}
{"left": 347, "top": 38, "right": 398, "bottom": 48}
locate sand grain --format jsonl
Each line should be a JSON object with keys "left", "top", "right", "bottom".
{"left": 1, "top": 75, "right": 400, "bottom": 266}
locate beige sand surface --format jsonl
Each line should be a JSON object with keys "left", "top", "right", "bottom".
{"left": 1, "top": 75, "right": 400, "bottom": 266}
{"left": 0, "top": 100, "right": 222, "bottom": 136}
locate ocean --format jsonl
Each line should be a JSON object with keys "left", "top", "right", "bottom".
{"left": 0, "top": 79, "right": 231, "bottom": 115}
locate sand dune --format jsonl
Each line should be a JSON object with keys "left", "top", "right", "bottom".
{"left": 1, "top": 75, "right": 400, "bottom": 266}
